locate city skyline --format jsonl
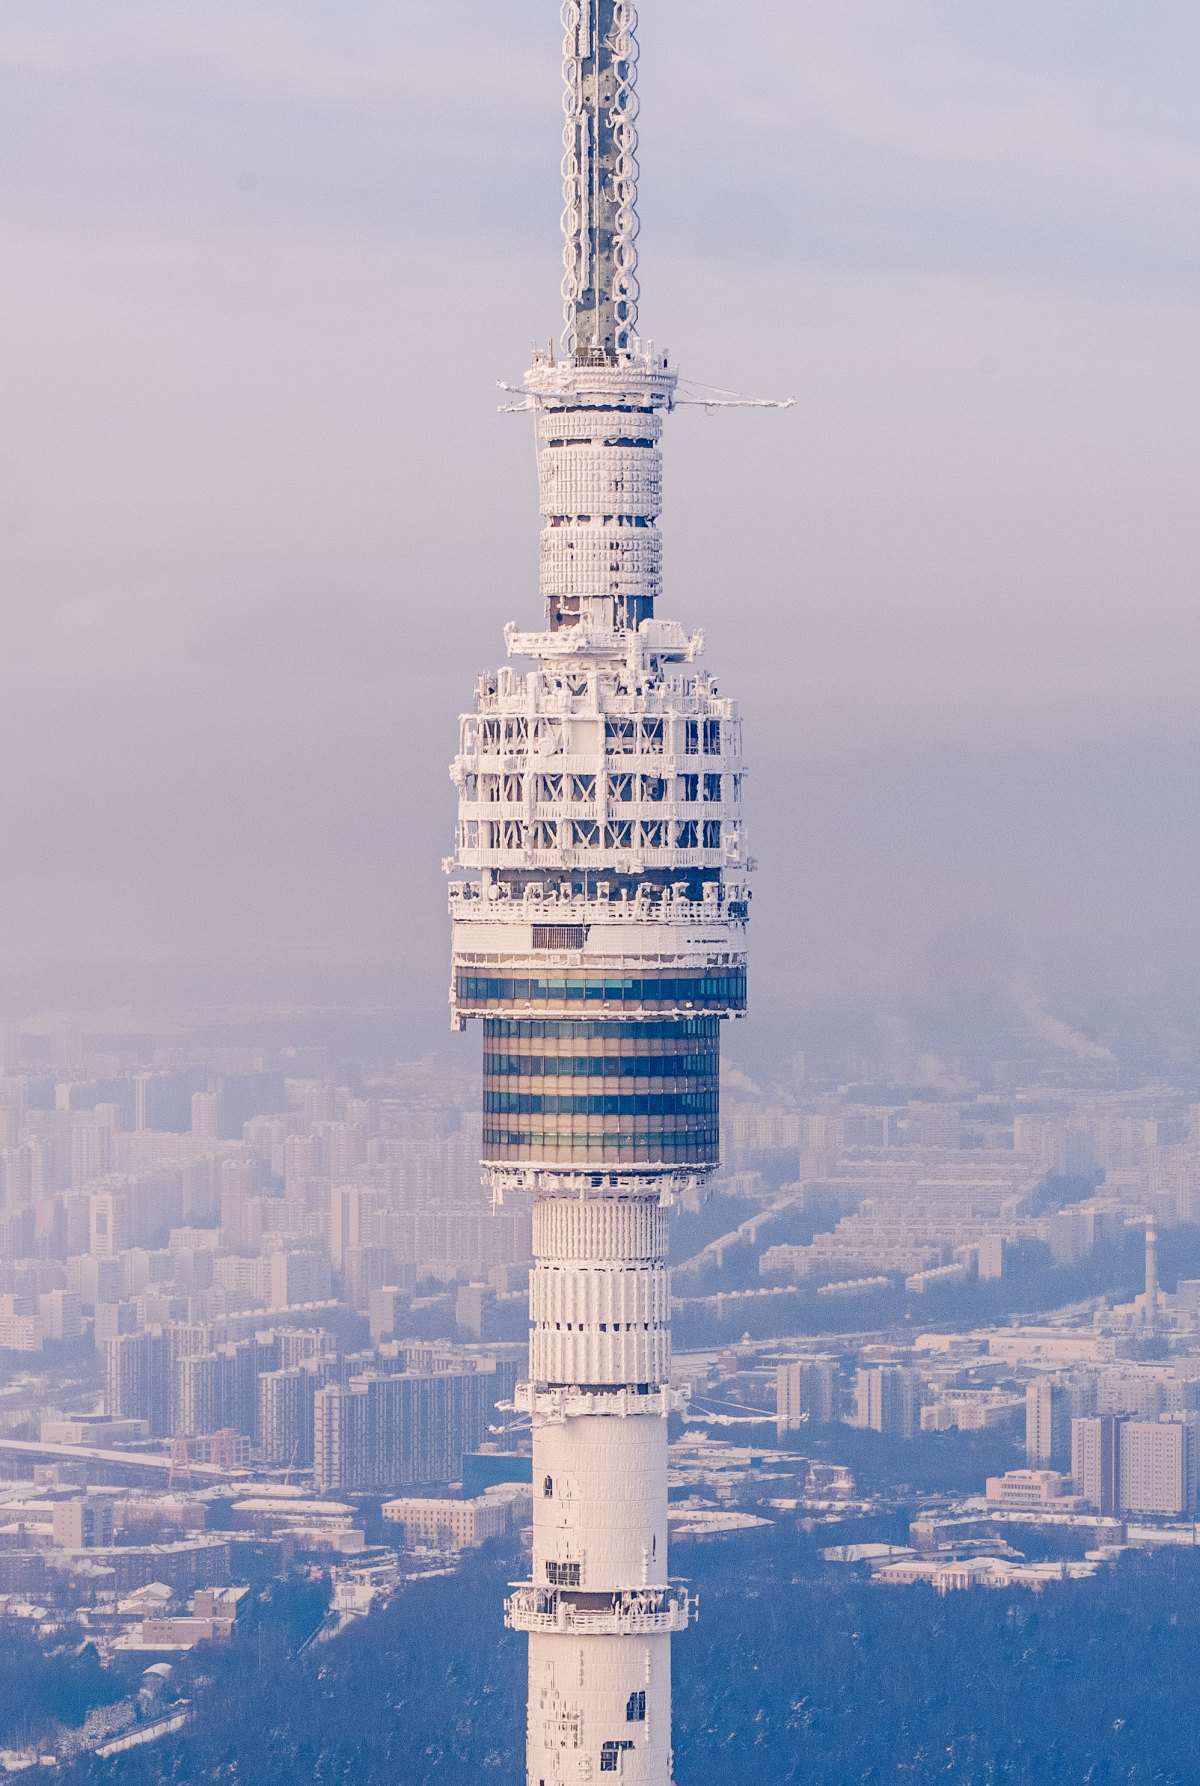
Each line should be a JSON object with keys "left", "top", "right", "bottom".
{"left": 9, "top": 8, "right": 1200, "bottom": 1783}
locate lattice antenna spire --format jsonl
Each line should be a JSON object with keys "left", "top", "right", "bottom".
{"left": 560, "top": 0, "right": 641, "bottom": 363}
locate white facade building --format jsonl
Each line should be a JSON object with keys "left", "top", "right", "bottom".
{"left": 984, "top": 1469, "right": 1081, "bottom": 1510}
{"left": 383, "top": 1496, "right": 508, "bottom": 1550}
{"left": 1118, "top": 1418, "right": 1198, "bottom": 1517}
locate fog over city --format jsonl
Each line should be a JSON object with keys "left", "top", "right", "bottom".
{"left": 4, "top": 0, "right": 1200, "bottom": 1050}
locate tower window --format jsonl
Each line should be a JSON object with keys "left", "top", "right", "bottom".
{"left": 703, "top": 719, "right": 721, "bottom": 754}
{"left": 703, "top": 773, "right": 721, "bottom": 802}
{"left": 684, "top": 720, "right": 699, "bottom": 755}
{"left": 543, "top": 1476, "right": 554, "bottom": 1498}
{"left": 626, "top": 1692, "right": 646, "bottom": 1722}
{"left": 703, "top": 820, "right": 722, "bottom": 848}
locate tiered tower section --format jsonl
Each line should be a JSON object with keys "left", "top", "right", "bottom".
{"left": 445, "top": 6, "right": 750, "bottom": 1783}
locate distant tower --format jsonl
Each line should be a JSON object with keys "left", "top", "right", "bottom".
{"left": 1145, "top": 1221, "right": 1160, "bottom": 1327}
{"left": 444, "top": 6, "right": 759, "bottom": 1783}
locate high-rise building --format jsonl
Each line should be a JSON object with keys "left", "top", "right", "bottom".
{"left": 71, "top": 1123, "right": 112, "bottom": 1190}
{"left": 368, "top": 1286, "right": 403, "bottom": 1345}
{"left": 312, "top": 1365, "right": 506, "bottom": 1494}
{"left": 1026, "top": 1379, "right": 1069, "bottom": 1467}
{"left": 444, "top": 12, "right": 773, "bottom": 1781}
{"left": 343, "top": 1243, "right": 394, "bottom": 1312}
{"left": 853, "top": 1366, "right": 919, "bottom": 1439}
{"left": 89, "top": 1191, "right": 129, "bottom": 1258}
{"left": 323, "top": 1122, "right": 365, "bottom": 1184}
{"left": 1071, "top": 1414, "right": 1123, "bottom": 1515}
{"left": 977, "top": 1235, "right": 1005, "bottom": 1280}
{"left": 328, "top": 1183, "right": 361, "bottom": 1271}
{"left": 1028, "top": 1373, "right": 1096, "bottom": 1465}
{"left": 1119, "top": 1417, "right": 1197, "bottom": 1516}
{"left": 777, "top": 1358, "right": 838, "bottom": 1429}
{"left": 283, "top": 1134, "right": 320, "bottom": 1203}
{"left": 174, "top": 1351, "right": 220, "bottom": 1439}
{"left": 216, "top": 1338, "right": 260, "bottom": 1439}
{"left": 190, "top": 1091, "right": 221, "bottom": 1140}
{"left": 38, "top": 1288, "right": 82, "bottom": 1341}
{"left": 270, "top": 1248, "right": 331, "bottom": 1309}
{"left": 103, "top": 1327, "right": 170, "bottom": 1437}
{"left": 456, "top": 1282, "right": 501, "bottom": 1342}
{"left": 258, "top": 1366, "right": 317, "bottom": 1468}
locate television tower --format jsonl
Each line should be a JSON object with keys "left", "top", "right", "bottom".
{"left": 446, "top": 6, "right": 765, "bottom": 1780}
{"left": 1144, "top": 1220, "right": 1160, "bottom": 1330}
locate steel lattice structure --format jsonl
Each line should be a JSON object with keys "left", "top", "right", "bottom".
{"left": 445, "top": 6, "right": 755, "bottom": 1782}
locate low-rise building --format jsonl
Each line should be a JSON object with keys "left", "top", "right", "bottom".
{"left": 383, "top": 1495, "right": 508, "bottom": 1549}
{"left": 40, "top": 1416, "right": 149, "bottom": 1446}
{"left": 877, "top": 1555, "right": 1102, "bottom": 1592}
{"left": 984, "top": 1470, "right": 1088, "bottom": 1511}
{"left": 923, "top": 1393, "right": 1023, "bottom": 1434}
{"left": 140, "top": 1615, "right": 233, "bottom": 1648}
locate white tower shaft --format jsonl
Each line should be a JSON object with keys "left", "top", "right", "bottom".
{"left": 446, "top": 7, "right": 751, "bottom": 1784}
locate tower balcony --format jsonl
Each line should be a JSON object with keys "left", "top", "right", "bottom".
{"left": 505, "top": 1583, "right": 692, "bottom": 1636}
{"left": 513, "top": 1382, "right": 687, "bottom": 1421}
{"left": 486, "top": 1162, "right": 710, "bottom": 1205}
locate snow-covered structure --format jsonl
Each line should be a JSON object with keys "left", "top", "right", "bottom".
{"left": 444, "top": 7, "right": 761, "bottom": 1781}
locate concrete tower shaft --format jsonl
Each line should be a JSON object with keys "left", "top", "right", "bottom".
{"left": 445, "top": 6, "right": 753, "bottom": 1784}
{"left": 530, "top": 1195, "right": 670, "bottom": 1388}
{"left": 536, "top": 382, "right": 664, "bottom": 634}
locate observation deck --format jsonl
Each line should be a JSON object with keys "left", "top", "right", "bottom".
{"left": 505, "top": 1584, "right": 693, "bottom": 1637}
{"left": 512, "top": 1382, "right": 686, "bottom": 1421}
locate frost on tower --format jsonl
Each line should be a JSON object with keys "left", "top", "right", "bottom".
{"left": 445, "top": 5, "right": 751, "bottom": 1782}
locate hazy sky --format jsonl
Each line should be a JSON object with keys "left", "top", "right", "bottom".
{"left": 3, "top": 2, "right": 1200, "bottom": 1040}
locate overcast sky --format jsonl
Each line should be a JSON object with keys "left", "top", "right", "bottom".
{"left": 3, "top": 1, "right": 1200, "bottom": 1043}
